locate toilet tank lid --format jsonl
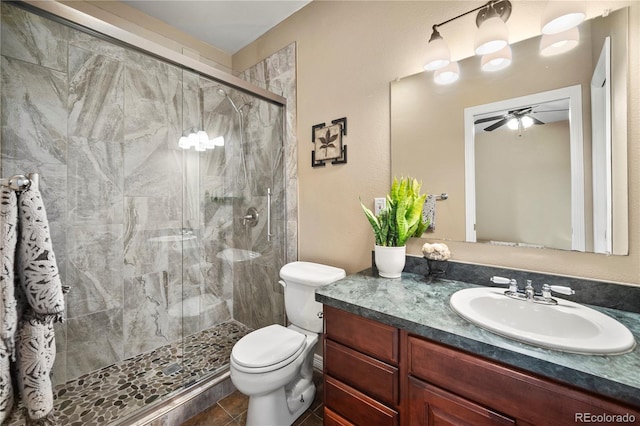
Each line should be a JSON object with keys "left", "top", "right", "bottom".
{"left": 280, "top": 261, "right": 346, "bottom": 287}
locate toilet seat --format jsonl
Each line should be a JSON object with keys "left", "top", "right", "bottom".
{"left": 231, "top": 325, "right": 306, "bottom": 374}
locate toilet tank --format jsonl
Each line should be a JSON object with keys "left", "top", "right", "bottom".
{"left": 279, "top": 261, "right": 346, "bottom": 333}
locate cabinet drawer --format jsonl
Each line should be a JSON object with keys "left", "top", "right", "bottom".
{"left": 324, "top": 407, "right": 355, "bottom": 426}
{"left": 324, "top": 305, "right": 399, "bottom": 365}
{"left": 325, "top": 339, "right": 399, "bottom": 406}
{"left": 325, "top": 376, "right": 398, "bottom": 426}
{"left": 408, "top": 336, "right": 640, "bottom": 425}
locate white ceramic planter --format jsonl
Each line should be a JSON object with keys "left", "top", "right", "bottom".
{"left": 374, "top": 245, "right": 406, "bottom": 278}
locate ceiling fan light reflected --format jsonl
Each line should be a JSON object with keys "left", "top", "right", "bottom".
{"left": 521, "top": 116, "right": 534, "bottom": 128}
{"left": 481, "top": 46, "right": 512, "bottom": 72}
{"left": 540, "top": 27, "right": 579, "bottom": 56}
{"left": 541, "top": 1, "right": 585, "bottom": 34}
{"left": 434, "top": 61, "right": 460, "bottom": 85}
{"left": 474, "top": 16, "right": 509, "bottom": 56}
{"left": 423, "top": 29, "right": 451, "bottom": 71}
{"left": 506, "top": 118, "right": 519, "bottom": 130}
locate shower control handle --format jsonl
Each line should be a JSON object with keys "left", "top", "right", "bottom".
{"left": 243, "top": 207, "right": 259, "bottom": 227}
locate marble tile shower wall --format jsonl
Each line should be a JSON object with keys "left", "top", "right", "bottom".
{"left": 235, "top": 43, "right": 296, "bottom": 330}
{"left": 0, "top": 3, "right": 287, "bottom": 387}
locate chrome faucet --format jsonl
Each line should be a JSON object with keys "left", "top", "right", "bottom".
{"left": 524, "top": 280, "right": 535, "bottom": 302}
{"left": 490, "top": 276, "right": 575, "bottom": 305}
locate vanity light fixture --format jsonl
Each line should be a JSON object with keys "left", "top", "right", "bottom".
{"left": 541, "top": 1, "right": 585, "bottom": 35}
{"left": 423, "top": 0, "right": 512, "bottom": 82}
{"left": 540, "top": 26, "right": 580, "bottom": 56}
{"left": 474, "top": 1, "right": 511, "bottom": 55}
{"left": 423, "top": 26, "right": 451, "bottom": 71}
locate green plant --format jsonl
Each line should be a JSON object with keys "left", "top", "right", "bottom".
{"left": 361, "top": 177, "right": 430, "bottom": 247}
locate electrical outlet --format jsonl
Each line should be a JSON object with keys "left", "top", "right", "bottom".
{"left": 374, "top": 198, "right": 386, "bottom": 215}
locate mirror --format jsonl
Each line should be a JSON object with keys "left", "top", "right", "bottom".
{"left": 391, "top": 7, "right": 628, "bottom": 255}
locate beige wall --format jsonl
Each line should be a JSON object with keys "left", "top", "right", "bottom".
{"left": 234, "top": 1, "right": 639, "bottom": 285}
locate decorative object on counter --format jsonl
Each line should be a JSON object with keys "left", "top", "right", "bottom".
{"left": 422, "top": 242, "right": 451, "bottom": 281}
{"left": 361, "top": 177, "right": 430, "bottom": 278}
{"left": 311, "top": 117, "right": 347, "bottom": 167}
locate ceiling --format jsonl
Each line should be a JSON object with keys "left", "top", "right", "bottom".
{"left": 122, "top": 0, "right": 311, "bottom": 54}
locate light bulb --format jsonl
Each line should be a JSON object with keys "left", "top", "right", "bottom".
{"left": 507, "top": 118, "right": 519, "bottom": 130}
{"left": 521, "top": 116, "right": 534, "bottom": 128}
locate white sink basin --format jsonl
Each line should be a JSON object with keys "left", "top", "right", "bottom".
{"left": 450, "top": 287, "right": 636, "bottom": 355}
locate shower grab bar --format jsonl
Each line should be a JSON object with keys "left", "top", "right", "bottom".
{"left": 0, "top": 173, "right": 39, "bottom": 191}
{"left": 267, "top": 188, "right": 274, "bottom": 242}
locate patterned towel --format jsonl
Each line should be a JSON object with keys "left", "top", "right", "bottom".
{"left": 15, "top": 185, "right": 64, "bottom": 424}
{"left": 422, "top": 194, "right": 436, "bottom": 231}
{"left": 16, "top": 187, "right": 65, "bottom": 323}
{"left": 0, "top": 187, "right": 18, "bottom": 423}
{"left": 16, "top": 316, "right": 56, "bottom": 425}
{"left": 0, "top": 187, "right": 18, "bottom": 358}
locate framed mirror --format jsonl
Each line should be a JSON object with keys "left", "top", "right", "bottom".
{"left": 390, "top": 7, "right": 628, "bottom": 255}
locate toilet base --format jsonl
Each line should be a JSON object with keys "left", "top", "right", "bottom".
{"left": 246, "top": 380, "right": 315, "bottom": 426}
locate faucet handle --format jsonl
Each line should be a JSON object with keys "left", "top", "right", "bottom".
{"left": 490, "top": 276, "right": 518, "bottom": 293}
{"left": 547, "top": 284, "right": 575, "bottom": 296}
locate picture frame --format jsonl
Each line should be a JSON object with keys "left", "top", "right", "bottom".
{"left": 311, "top": 117, "right": 348, "bottom": 167}
{"left": 314, "top": 123, "right": 343, "bottom": 161}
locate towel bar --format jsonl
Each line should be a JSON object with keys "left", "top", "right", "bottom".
{"left": 435, "top": 193, "right": 448, "bottom": 200}
{"left": 0, "top": 173, "right": 39, "bottom": 191}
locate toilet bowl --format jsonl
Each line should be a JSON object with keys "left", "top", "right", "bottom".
{"left": 230, "top": 325, "right": 318, "bottom": 425}
{"left": 229, "top": 261, "right": 346, "bottom": 426}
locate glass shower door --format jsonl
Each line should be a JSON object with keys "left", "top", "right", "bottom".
{"left": 179, "top": 76, "right": 286, "bottom": 385}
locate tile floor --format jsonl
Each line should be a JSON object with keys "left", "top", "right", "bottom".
{"left": 180, "top": 370, "right": 324, "bottom": 426}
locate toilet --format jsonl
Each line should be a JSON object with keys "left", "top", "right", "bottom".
{"left": 229, "top": 261, "right": 346, "bottom": 426}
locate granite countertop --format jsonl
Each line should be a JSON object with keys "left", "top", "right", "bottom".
{"left": 315, "top": 269, "right": 640, "bottom": 409}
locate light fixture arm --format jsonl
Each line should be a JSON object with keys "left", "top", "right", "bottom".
{"left": 430, "top": 0, "right": 512, "bottom": 34}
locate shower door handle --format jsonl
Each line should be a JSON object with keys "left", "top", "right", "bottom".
{"left": 267, "top": 188, "right": 275, "bottom": 242}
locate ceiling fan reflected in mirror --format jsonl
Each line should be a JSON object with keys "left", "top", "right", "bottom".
{"left": 475, "top": 105, "right": 569, "bottom": 132}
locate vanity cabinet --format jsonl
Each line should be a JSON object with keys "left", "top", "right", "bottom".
{"left": 322, "top": 305, "right": 640, "bottom": 426}
{"left": 408, "top": 337, "right": 639, "bottom": 425}
{"left": 323, "top": 305, "right": 400, "bottom": 425}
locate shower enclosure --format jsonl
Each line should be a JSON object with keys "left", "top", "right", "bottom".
{"left": 1, "top": 1, "right": 288, "bottom": 423}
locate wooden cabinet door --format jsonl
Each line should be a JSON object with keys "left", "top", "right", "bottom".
{"left": 408, "top": 376, "right": 515, "bottom": 426}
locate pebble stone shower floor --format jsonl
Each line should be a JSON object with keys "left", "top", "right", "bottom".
{"left": 5, "top": 320, "right": 252, "bottom": 425}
